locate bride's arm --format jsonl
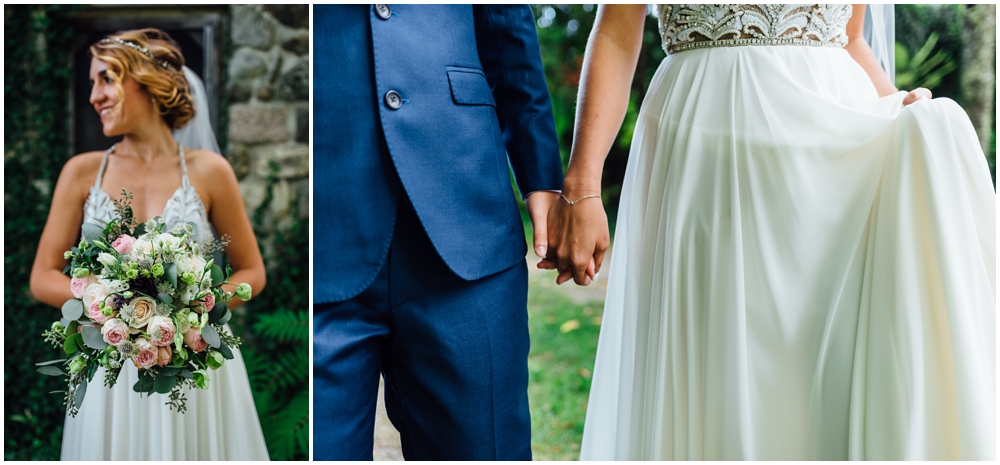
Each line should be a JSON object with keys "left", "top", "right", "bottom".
{"left": 544, "top": 5, "right": 647, "bottom": 286}
{"left": 195, "top": 151, "right": 266, "bottom": 309}
{"left": 30, "top": 154, "right": 99, "bottom": 308}
{"left": 845, "top": 5, "right": 897, "bottom": 97}
{"left": 845, "top": 4, "right": 931, "bottom": 104}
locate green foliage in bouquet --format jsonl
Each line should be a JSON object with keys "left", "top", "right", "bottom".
{"left": 4, "top": 5, "right": 80, "bottom": 460}
{"left": 38, "top": 191, "right": 251, "bottom": 416}
{"left": 238, "top": 161, "right": 309, "bottom": 460}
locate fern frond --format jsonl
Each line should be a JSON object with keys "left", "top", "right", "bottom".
{"left": 252, "top": 309, "right": 309, "bottom": 343}
{"left": 268, "top": 346, "right": 308, "bottom": 393}
{"left": 262, "top": 389, "right": 309, "bottom": 460}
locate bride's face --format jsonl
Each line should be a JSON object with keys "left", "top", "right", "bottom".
{"left": 88, "top": 57, "right": 156, "bottom": 137}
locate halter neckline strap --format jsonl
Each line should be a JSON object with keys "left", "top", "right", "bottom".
{"left": 94, "top": 143, "right": 188, "bottom": 189}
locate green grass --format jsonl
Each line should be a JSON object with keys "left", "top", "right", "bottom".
{"left": 526, "top": 271, "right": 604, "bottom": 461}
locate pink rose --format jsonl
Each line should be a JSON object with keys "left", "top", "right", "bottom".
{"left": 104, "top": 295, "right": 119, "bottom": 310}
{"left": 147, "top": 316, "right": 176, "bottom": 347}
{"left": 156, "top": 346, "right": 173, "bottom": 367}
{"left": 101, "top": 319, "right": 129, "bottom": 346}
{"left": 70, "top": 277, "right": 91, "bottom": 299}
{"left": 87, "top": 299, "right": 110, "bottom": 324}
{"left": 183, "top": 327, "right": 208, "bottom": 353}
{"left": 111, "top": 235, "right": 136, "bottom": 255}
{"left": 199, "top": 293, "right": 216, "bottom": 314}
{"left": 132, "top": 337, "right": 157, "bottom": 369}
{"left": 82, "top": 282, "right": 109, "bottom": 319}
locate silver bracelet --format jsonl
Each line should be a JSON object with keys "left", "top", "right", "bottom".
{"left": 560, "top": 194, "right": 601, "bottom": 205}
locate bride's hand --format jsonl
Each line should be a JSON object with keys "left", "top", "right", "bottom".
{"left": 543, "top": 193, "right": 609, "bottom": 286}
{"left": 903, "top": 87, "right": 932, "bottom": 106}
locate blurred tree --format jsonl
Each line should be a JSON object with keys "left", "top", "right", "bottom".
{"left": 895, "top": 5, "right": 966, "bottom": 103}
{"left": 531, "top": 5, "right": 664, "bottom": 218}
{"left": 960, "top": 4, "right": 996, "bottom": 172}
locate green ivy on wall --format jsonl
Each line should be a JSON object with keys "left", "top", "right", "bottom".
{"left": 4, "top": 5, "right": 80, "bottom": 460}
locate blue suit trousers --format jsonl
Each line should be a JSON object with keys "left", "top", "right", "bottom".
{"left": 313, "top": 190, "right": 532, "bottom": 460}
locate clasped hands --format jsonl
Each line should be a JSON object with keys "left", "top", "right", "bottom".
{"left": 526, "top": 190, "right": 609, "bottom": 286}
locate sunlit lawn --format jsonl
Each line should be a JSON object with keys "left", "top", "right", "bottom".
{"left": 526, "top": 259, "right": 604, "bottom": 461}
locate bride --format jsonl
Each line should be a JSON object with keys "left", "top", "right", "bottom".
{"left": 545, "top": 4, "right": 995, "bottom": 460}
{"left": 29, "top": 28, "right": 270, "bottom": 460}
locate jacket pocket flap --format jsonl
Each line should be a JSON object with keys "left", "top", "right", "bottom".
{"left": 447, "top": 67, "right": 496, "bottom": 107}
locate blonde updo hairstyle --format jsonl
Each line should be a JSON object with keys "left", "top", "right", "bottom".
{"left": 89, "top": 28, "right": 194, "bottom": 129}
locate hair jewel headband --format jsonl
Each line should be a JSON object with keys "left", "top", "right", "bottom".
{"left": 101, "top": 37, "right": 178, "bottom": 72}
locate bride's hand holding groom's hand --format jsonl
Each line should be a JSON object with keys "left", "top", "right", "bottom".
{"left": 539, "top": 187, "right": 609, "bottom": 286}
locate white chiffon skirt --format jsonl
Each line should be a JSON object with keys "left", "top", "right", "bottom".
{"left": 61, "top": 340, "right": 269, "bottom": 460}
{"left": 580, "top": 45, "right": 995, "bottom": 460}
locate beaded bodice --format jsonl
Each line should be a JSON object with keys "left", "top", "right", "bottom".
{"left": 82, "top": 144, "right": 214, "bottom": 245}
{"left": 657, "top": 4, "right": 852, "bottom": 54}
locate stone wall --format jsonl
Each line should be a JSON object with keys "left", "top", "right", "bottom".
{"left": 225, "top": 4, "right": 309, "bottom": 258}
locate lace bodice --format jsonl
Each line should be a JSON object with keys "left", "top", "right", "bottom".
{"left": 82, "top": 144, "right": 214, "bottom": 244}
{"left": 657, "top": 4, "right": 852, "bottom": 54}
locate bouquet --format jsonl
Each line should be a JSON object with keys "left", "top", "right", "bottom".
{"left": 39, "top": 191, "right": 251, "bottom": 416}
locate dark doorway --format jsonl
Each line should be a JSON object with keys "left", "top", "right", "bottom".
{"left": 68, "top": 6, "right": 227, "bottom": 155}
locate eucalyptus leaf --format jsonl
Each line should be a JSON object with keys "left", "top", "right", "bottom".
{"left": 217, "top": 343, "right": 234, "bottom": 360}
{"left": 208, "top": 302, "right": 227, "bottom": 324}
{"left": 75, "top": 378, "right": 88, "bottom": 406}
{"left": 153, "top": 374, "right": 177, "bottom": 394}
{"left": 157, "top": 293, "right": 173, "bottom": 305}
{"left": 81, "top": 223, "right": 104, "bottom": 243}
{"left": 201, "top": 324, "right": 221, "bottom": 348}
{"left": 36, "top": 359, "right": 67, "bottom": 366}
{"left": 81, "top": 325, "right": 109, "bottom": 350}
{"left": 217, "top": 309, "right": 232, "bottom": 326}
{"left": 179, "top": 369, "right": 193, "bottom": 380}
{"left": 165, "top": 262, "right": 178, "bottom": 288}
{"left": 210, "top": 264, "right": 224, "bottom": 287}
{"left": 87, "top": 359, "right": 99, "bottom": 382}
{"left": 61, "top": 299, "right": 84, "bottom": 321}
{"left": 37, "top": 365, "right": 65, "bottom": 376}
{"left": 160, "top": 366, "right": 181, "bottom": 376}
{"left": 63, "top": 333, "right": 83, "bottom": 355}
{"left": 134, "top": 221, "right": 147, "bottom": 236}
{"left": 87, "top": 363, "right": 100, "bottom": 382}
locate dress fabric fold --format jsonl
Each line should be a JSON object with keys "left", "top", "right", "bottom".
{"left": 580, "top": 44, "right": 996, "bottom": 460}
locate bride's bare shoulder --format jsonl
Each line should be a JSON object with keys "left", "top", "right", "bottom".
{"left": 59, "top": 150, "right": 106, "bottom": 189}
{"left": 183, "top": 148, "right": 240, "bottom": 188}
{"left": 184, "top": 148, "right": 235, "bottom": 173}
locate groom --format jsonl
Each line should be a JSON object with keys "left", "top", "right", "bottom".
{"left": 313, "top": 5, "right": 563, "bottom": 460}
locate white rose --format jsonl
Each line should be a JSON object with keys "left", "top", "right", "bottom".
{"left": 157, "top": 233, "right": 182, "bottom": 252}
{"left": 130, "top": 238, "right": 154, "bottom": 258}
{"left": 97, "top": 252, "right": 118, "bottom": 268}
{"left": 180, "top": 285, "right": 199, "bottom": 306}
{"left": 82, "top": 282, "right": 109, "bottom": 313}
{"left": 175, "top": 254, "right": 206, "bottom": 275}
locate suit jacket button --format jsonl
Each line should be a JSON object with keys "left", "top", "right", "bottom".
{"left": 374, "top": 4, "right": 391, "bottom": 19}
{"left": 385, "top": 90, "right": 402, "bottom": 110}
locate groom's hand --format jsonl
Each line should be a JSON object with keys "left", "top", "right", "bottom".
{"left": 545, "top": 193, "right": 609, "bottom": 286}
{"left": 526, "top": 191, "right": 561, "bottom": 259}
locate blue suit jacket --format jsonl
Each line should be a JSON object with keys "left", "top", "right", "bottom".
{"left": 314, "top": 5, "right": 564, "bottom": 304}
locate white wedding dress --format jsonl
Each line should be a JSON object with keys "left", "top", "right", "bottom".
{"left": 60, "top": 145, "right": 270, "bottom": 460}
{"left": 581, "top": 4, "right": 995, "bottom": 460}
